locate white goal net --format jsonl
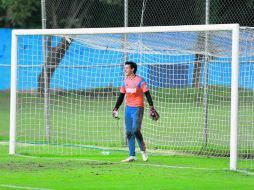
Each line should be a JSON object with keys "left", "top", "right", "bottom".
{"left": 10, "top": 25, "right": 254, "bottom": 171}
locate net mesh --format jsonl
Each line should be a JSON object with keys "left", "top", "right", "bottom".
{"left": 14, "top": 28, "right": 254, "bottom": 170}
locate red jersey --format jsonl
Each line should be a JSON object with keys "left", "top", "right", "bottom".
{"left": 120, "top": 75, "right": 149, "bottom": 107}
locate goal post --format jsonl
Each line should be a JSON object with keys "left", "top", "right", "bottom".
{"left": 10, "top": 24, "right": 241, "bottom": 170}
{"left": 230, "top": 25, "right": 239, "bottom": 170}
{"left": 9, "top": 31, "right": 18, "bottom": 155}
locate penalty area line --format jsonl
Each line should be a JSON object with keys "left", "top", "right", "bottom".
{"left": 0, "top": 184, "right": 53, "bottom": 190}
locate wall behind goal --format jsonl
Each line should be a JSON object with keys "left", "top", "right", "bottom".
{"left": 1, "top": 30, "right": 254, "bottom": 91}
{"left": 0, "top": 29, "right": 11, "bottom": 90}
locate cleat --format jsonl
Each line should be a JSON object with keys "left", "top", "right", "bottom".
{"left": 121, "top": 156, "right": 136, "bottom": 162}
{"left": 141, "top": 151, "right": 148, "bottom": 162}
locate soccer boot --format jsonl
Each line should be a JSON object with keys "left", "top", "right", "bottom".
{"left": 121, "top": 156, "right": 136, "bottom": 162}
{"left": 141, "top": 151, "right": 148, "bottom": 162}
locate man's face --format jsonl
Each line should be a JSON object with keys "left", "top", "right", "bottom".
{"left": 124, "top": 64, "right": 134, "bottom": 77}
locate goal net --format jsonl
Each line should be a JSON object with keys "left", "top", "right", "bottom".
{"left": 9, "top": 25, "right": 254, "bottom": 171}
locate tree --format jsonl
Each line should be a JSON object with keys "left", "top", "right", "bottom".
{"left": 37, "top": 36, "right": 72, "bottom": 95}
{"left": 137, "top": 0, "right": 205, "bottom": 87}
{"left": 210, "top": 0, "right": 254, "bottom": 26}
{"left": 0, "top": 0, "right": 41, "bottom": 28}
{"left": 38, "top": 0, "right": 123, "bottom": 95}
{"left": 38, "top": 0, "right": 93, "bottom": 95}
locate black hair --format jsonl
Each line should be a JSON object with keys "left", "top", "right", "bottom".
{"left": 125, "top": 61, "right": 137, "bottom": 74}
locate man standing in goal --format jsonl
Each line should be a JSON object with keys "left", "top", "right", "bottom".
{"left": 113, "top": 61, "right": 159, "bottom": 162}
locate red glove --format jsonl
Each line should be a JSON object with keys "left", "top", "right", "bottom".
{"left": 150, "top": 106, "right": 160, "bottom": 121}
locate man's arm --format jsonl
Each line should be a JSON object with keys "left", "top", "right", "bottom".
{"left": 144, "top": 91, "right": 153, "bottom": 107}
{"left": 145, "top": 91, "right": 160, "bottom": 121}
{"left": 113, "top": 93, "right": 125, "bottom": 119}
{"left": 114, "top": 93, "right": 125, "bottom": 109}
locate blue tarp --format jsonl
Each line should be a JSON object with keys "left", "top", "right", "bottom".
{"left": 0, "top": 28, "right": 11, "bottom": 90}
{"left": 1, "top": 29, "right": 254, "bottom": 91}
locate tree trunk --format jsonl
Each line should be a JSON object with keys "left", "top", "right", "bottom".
{"left": 192, "top": 54, "right": 204, "bottom": 88}
{"left": 38, "top": 36, "right": 72, "bottom": 95}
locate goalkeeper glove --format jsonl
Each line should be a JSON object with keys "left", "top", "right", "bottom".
{"left": 112, "top": 108, "right": 120, "bottom": 120}
{"left": 150, "top": 106, "right": 160, "bottom": 121}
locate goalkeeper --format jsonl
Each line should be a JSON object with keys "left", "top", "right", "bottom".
{"left": 113, "top": 61, "right": 159, "bottom": 162}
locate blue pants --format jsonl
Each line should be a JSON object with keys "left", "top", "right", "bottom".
{"left": 125, "top": 106, "right": 146, "bottom": 156}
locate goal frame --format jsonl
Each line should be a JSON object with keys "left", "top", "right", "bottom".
{"left": 9, "top": 24, "right": 240, "bottom": 170}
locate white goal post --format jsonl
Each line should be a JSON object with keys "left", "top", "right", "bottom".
{"left": 10, "top": 24, "right": 240, "bottom": 170}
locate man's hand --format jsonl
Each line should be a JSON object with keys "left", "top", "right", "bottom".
{"left": 150, "top": 106, "right": 160, "bottom": 121}
{"left": 112, "top": 108, "right": 120, "bottom": 120}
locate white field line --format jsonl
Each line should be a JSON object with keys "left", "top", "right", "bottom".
{"left": 236, "top": 169, "right": 254, "bottom": 176}
{"left": 16, "top": 154, "right": 222, "bottom": 171}
{"left": 18, "top": 154, "right": 254, "bottom": 175}
{"left": 0, "top": 141, "right": 8, "bottom": 145}
{"left": 2, "top": 142, "right": 254, "bottom": 175}
{"left": 0, "top": 184, "right": 53, "bottom": 190}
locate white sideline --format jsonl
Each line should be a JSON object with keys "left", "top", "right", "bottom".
{"left": 0, "top": 184, "right": 52, "bottom": 190}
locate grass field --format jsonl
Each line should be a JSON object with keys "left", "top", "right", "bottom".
{"left": 1, "top": 143, "right": 254, "bottom": 190}
{"left": 1, "top": 91, "right": 254, "bottom": 189}
{"left": 0, "top": 93, "right": 9, "bottom": 141}
{"left": 11, "top": 88, "right": 254, "bottom": 156}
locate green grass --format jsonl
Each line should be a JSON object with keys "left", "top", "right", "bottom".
{"left": 12, "top": 92, "right": 238, "bottom": 152}
{"left": 0, "top": 92, "right": 10, "bottom": 141}
{"left": 2, "top": 86, "right": 254, "bottom": 146}
{"left": 0, "top": 143, "right": 254, "bottom": 190}
{"left": 1, "top": 90, "right": 254, "bottom": 189}
{"left": 2, "top": 89, "right": 254, "bottom": 156}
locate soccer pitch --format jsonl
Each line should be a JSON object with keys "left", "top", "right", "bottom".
{"left": 0, "top": 144, "right": 254, "bottom": 190}
{"left": 1, "top": 92, "right": 254, "bottom": 190}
